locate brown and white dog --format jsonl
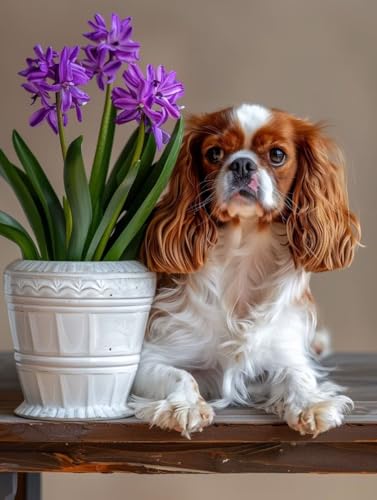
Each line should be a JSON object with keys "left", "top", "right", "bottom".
{"left": 131, "top": 104, "right": 360, "bottom": 438}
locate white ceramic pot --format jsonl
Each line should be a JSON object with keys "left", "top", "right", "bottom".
{"left": 3, "top": 260, "right": 156, "bottom": 420}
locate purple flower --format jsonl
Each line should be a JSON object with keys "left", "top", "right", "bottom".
{"left": 84, "top": 13, "right": 108, "bottom": 42}
{"left": 44, "top": 47, "right": 90, "bottom": 114}
{"left": 84, "top": 13, "right": 140, "bottom": 63}
{"left": 22, "top": 81, "right": 67, "bottom": 133}
{"left": 82, "top": 46, "right": 122, "bottom": 90}
{"left": 29, "top": 103, "right": 67, "bottom": 134}
{"left": 20, "top": 45, "right": 91, "bottom": 132}
{"left": 22, "top": 81, "right": 50, "bottom": 106}
{"left": 19, "top": 45, "right": 57, "bottom": 81}
{"left": 112, "top": 64, "right": 184, "bottom": 149}
{"left": 147, "top": 65, "right": 185, "bottom": 119}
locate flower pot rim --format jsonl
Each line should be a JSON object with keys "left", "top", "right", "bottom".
{"left": 4, "top": 258, "right": 156, "bottom": 279}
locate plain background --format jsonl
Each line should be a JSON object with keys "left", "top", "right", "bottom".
{"left": 0, "top": 0, "right": 376, "bottom": 498}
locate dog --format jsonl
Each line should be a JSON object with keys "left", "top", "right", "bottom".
{"left": 131, "top": 104, "right": 360, "bottom": 438}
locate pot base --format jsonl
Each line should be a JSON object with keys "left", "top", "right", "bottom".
{"left": 15, "top": 401, "right": 134, "bottom": 420}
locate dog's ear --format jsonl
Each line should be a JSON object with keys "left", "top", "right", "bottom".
{"left": 286, "top": 119, "right": 360, "bottom": 273}
{"left": 140, "top": 118, "right": 218, "bottom": 274}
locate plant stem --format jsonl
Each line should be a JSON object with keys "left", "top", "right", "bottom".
{"left": 131, "top": 120, "right": 145, "bottom": 166}
{"left": 56, "top": 92, "right": 67, "bottom": 161}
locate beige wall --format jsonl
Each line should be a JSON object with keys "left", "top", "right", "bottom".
{"left": 42, "top": 474, "right": 377, "bottom": 500}
{"left": 1, "top": 0, "right": 376, "bottom": 497}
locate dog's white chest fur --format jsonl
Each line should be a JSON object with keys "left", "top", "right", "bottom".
{"left": 132, "top": 218, "right": 351, "bottom": 437}
{"left": 211, "top": 219, "right": 292, "bottom": 315}
{"left": 142, "top": 220, "right": 312, "bottom": 402}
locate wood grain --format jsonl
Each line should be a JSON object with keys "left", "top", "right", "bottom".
{"left": 0, "top": 352, "right": 377, "bottom": 473}
{"left": 1, "top": 442, "right": 377, "bottom": 473}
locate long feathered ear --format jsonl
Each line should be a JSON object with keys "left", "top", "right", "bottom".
{"left": 286, "top": 120, "right": 361, "bottom": 273}
{"left": 140, "top": 121, "right": 218, "bottom": 274}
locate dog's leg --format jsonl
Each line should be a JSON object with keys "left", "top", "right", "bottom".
{"left": 130, "top": 362, "right": 214, "bottom": 438}
{"left": 267, "top": 362, "right": 353, "bottom": 437}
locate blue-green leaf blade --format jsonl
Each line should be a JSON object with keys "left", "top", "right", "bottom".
{"left": 0, "top": 149, "right": 49, "bottom": 259}
{"left": 64, "top": 137, "right": 92, "bottom": 260}
{"left": 12, "top": 130, "right": 66, "bottom": 260}
{"left": 103, "top": 127, "right": 139, "bottom": 205}
{"left": 62, "top": 195, "right": 72, "bottom": 248}
{"left": 123, "top": 133, "right": 156, "bottom": 209}
{"left": 0, "top": 211, "right": 40, "bottom": 259}
{"left": 89, "top": 87, "right": 116, "bottom": 209}
{"left": 104, "top": 118, "right": 184, "bottom": 260}
{"left": 120, "top": 223, "right": 148, "bottom": 260}
{"left": 85, "top": 160, "right": 140, "bottom": 261}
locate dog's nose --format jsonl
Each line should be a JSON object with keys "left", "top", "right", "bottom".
{"left": 229, "top": 157, "right": 257, "bottom": 177}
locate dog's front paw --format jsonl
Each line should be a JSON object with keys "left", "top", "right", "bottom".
{"left": 132, "top": 394, "right": 215, "bottom": 439}
{"left": 286, "top": 396, "right": 353, "bottom": 438}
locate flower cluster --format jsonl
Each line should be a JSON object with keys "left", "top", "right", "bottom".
{"left": 112, "top": 65, "right": 184, "bottom": 148}
{"left": 20, "top": 45, "right": 90, "bottom": 133}
{"left": 4, "top": 11, "right": 186, "bottom": 265}
{"left": 19, "top": 13, "right": 184, "bottom": 147}
{"left": 82, "top": 13, "right": 140, "bottom": 90}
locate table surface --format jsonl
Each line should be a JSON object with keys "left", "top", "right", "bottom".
{"left": 1, "top": 352, "right": 377, "bottom": 473}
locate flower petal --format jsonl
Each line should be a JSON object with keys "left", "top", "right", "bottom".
{"left": 29, "top": 106, "right": 49, "bottom": 127}
{"left": 61, "top": 88, "right": 72, "bottom": 113}
{"left": 116, "top": 108, "right": 140, "bottom": 124}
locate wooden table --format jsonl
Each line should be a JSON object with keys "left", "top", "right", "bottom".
{"left": 1, "top": 352, "right": 377, "bottom": 497}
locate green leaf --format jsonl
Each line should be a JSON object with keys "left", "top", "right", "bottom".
{"left": 120, "top": 222, "right": 148, "bottom": 260}
{"left": 0, "top": 150, "right": 49, "bottom": 259}
{"left": 122, "top": 120, "right": 145, "bottom": 178}
{"left": 64, "top": 137, "right": 92, "bottom": 260}
{"left": 124, "top": 132, "right": 156, "bottom": 209}
{"left": 104, "top": 133, "right": 156, "bottom": 250}
{"left": 89, "top": 84, "right": 116, "bottom": 210}
{"left": 107, "top": 121, "right": 182, "bottom": 246}
{"left": 104, "top": 117, "right": 184, "bottom": 261}
{"left": 0, "top": 211, "right": 40, "bottom": 259}
{"left": 10, "top": 165, "right": 54, "bottom": 257}
{"left": 85, "top": 160, "right": 140, "bottom": 261}
{"left": 83, "top": 200, "right": 103, "bottom": 256}
{"left": 62, "top": 196, "right": 72, "bottom": 248}
{"left": 103, "top": 127, "right": 139, "bottom": 204}
{"left": 12, "top": 130, "right": 66, "bottom": 260}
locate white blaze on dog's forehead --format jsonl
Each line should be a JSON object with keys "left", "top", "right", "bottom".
{"left": 235, "top": 104, "right": 271, "bottom": 136}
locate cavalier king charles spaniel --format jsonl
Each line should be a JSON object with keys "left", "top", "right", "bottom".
{"left": 131, "top": 104, "right": 360, "bottom": 438}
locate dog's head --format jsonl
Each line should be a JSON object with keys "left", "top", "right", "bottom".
{"left": 141, "top": 104, "right": 360, "bottom": 274}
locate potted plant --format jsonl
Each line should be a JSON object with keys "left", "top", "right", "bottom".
{"left": 0, "top": 12, "right": 184, "bottom": 420}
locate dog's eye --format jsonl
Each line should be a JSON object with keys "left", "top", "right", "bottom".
{"left": 206, "top": 147, "right": 224, "bottom": 164}
{"left": 269, "top": 148, "right": 286, "bottom": 167}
